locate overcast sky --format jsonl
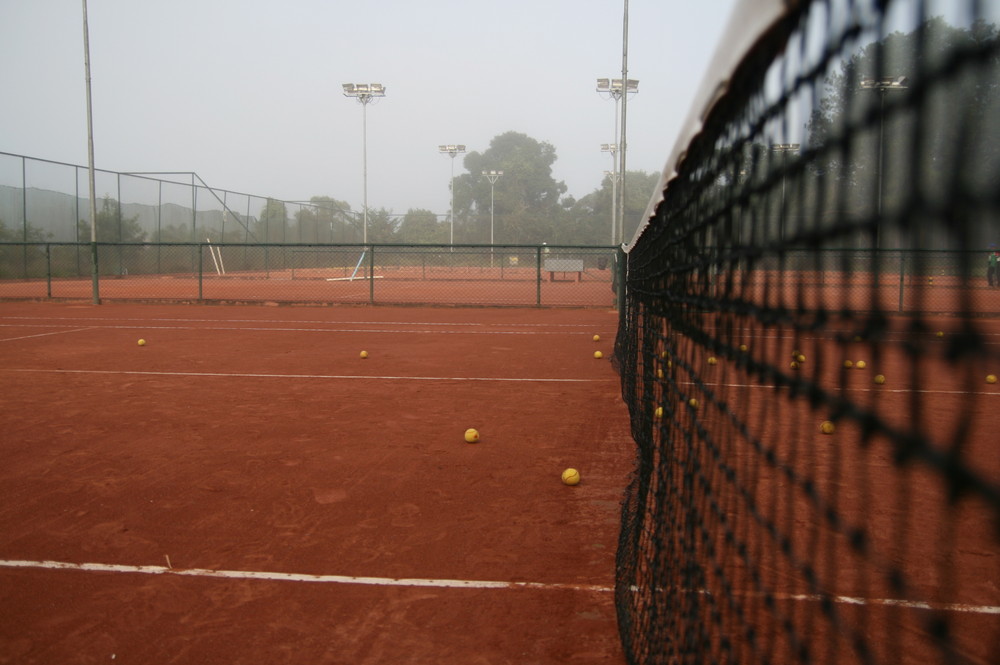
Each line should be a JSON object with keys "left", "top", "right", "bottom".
{"left": 0, "top": 0, "right": 739, "bottom": 216}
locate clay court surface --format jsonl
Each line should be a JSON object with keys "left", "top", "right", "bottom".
{"left": 0, "top": 301, "right": 633, "bottom": 664}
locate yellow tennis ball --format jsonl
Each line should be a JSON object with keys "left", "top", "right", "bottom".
{"left": 688, "top": 398, "right": 699, "bottom": 409}
{"left": 707, "top": 356, "right": 718, "bottom": 365}
{"left": 594, "top": 351, "right": 603, "bottom": 359}
{"left": 593, "top": 334, "right": 600, "bottom": 342}
{"left": 359, "top": 350, "right": 369, "bottom": 359}
{"left": 796, "top": 354, "right": 806, "bottom": 363}
{"left": 843, "top": 360, "right": 854, "bottom": 368}
{"left": 874, "top": 374, "right": 886, "bottom": 385}
{"left": 464, "top": 428, "right": 480, "bottom": 443}
{"left": 855, "top": 360, "right": 867, "bottom": 369}
{"left": 936, "top": 331, "right": 944, "bottom": 338}
{"left": 790, "top": 361, "right": 800, "bottom": 370}
{"left": 137, "top": 339, "right": 146, "bottom": 346}
{"left": 739, "top": 344, "right": 748, "bottom": 352}
{"left": 654, "top": 406, "right": 663, "bottom": 419}
{"left": 986, "top": 374, "right": 998, "bottom": 385}
{"left": 820, "top": 421, "right": 835, "bottom": 434}
{"left": 656, "top": 368, "right": 664, "bottom": 379}
{"left": 791, "top": 350, "right": 801, "bottom": 359}
{"left": 561, "top": 468, "right": 581, "bottom": 486}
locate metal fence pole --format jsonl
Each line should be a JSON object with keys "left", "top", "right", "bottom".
{"left": 198, "top": 242, "right": 204, "bottom": 301}
{"left": 368, "top": 245, "right": 376, "bottom": 304}
{"left": 536, "top": 246, "right": 542, "bottom": 306}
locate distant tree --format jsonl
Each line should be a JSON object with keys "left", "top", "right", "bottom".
{"left": 76, "top": 195, "right": 146, "bottom": 243}
{"left": 563, "top": 170, "right": 659, "bottom": 245}
{"left": 0, "top": 218, "right": 52, "bottom": 242}
{"left": 397, "top": 208, "right": 447, "bottom": 244}
{"left": 255, "top": 199, "right": 288, "bottom": 243}
{"left": 294, "top": 196, "right": 355, "bottom": 243}
{"left": 806, "top": 16, "right": 999, "bottom": 246}
{"left": 365, "top": 208, "right": 399, "bottom": 243}
{"left": 453, "top": 131, "right": 568, "bottom": 245}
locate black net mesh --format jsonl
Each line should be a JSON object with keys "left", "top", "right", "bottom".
{"left": 612, "top": 1, "right": 1000, "bottom": 663}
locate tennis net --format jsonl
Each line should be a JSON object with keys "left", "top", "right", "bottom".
{"left": 613, "top": 0, "right": 1000, "bottom": 663}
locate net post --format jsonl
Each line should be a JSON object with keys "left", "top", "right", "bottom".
{"left": 615, "top": 247, "right": 626, "bottom": 312}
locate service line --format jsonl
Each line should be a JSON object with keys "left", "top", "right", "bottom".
{"left": 3, "top": 368, "right": 609, "bottom": 383}
{"left": 0, "top": 559, "right": 610, "bottom": 593}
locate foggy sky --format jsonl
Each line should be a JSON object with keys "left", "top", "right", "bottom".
{"left": 0, "top": 0, "right": 739, "bottom": 217}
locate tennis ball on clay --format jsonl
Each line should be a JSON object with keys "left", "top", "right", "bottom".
{"left": 739, "top": 344, "right": 748, "bottom": 352}
{"left": 843, "top": 360, "right": 854, "bottom": 369}
{"left": 654, "top": 406, "right": 663, "bottom": 419}
{"left": 790, "top": 361, "right": 800, "bottom": 370}
{"left": 593, "top": 334, "right": 601, "bottom": 342}
{"left": 656, "top": 368, "right": 664, "bottom": 379}
{"left": 855, "top": 360, "right": 867, "bottom": 369}
{"left": 796, "top": 354, "right": 806, "bottom": 363}
{"left": 561, "top": 468, "right": 581, "bottom": 486}
{"left": 707, "top": 356, "right": 718, "bottom": 365}
{"left": 986, "top": 374, "right": 998, "bottom": 385}
{"left": 137, "top": 339, "right": 146, "bottom": 346}
{"left": 791, "top": 350, "right": 801, "bottom": 359}
{"left": 820, "top": 421, "right": 836, "bottom": 435}
{"left": 936, "top": 331, "right": 945, "bottom": 338}
{"left": 874, "top": 374, "right": 886, "bottom": 385}
{"left": 359, "top": 350, "right": 369, "bottom": 359}
{"left": 688, "top": 398, "right": 699, "bottom": 409}
{"left": 464, "top": 428, "right": 480, "bottom": 443}
{"left": 594, "top": 351, "right": 603, "bottom": 359}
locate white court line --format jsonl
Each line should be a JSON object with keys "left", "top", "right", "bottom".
{"left": 2, "top": 368, "right": 607, "bottom": 383}
{"left": 0, "top": 327, "right": 94, "bottom": 343}
{"left": 0, "top": 315, "right": 604, "bottom": 330}
{"left": 637, "top": 586, "right": 1000, "bottom": 615}
{"left": 0, "top": 559, "right": 610, "bottom": 593}
{"left": 4, "top": 560, "right": 996, "bottom": 614}
{"left": 0, "top": 323, "right": 598, "bottom": 336}
{"left": 677, "top": 380, "right": 1000, "bottom": 397}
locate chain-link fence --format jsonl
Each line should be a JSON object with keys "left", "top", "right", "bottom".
{"left": 0, "top": 242, "right": 621, "bottom": 308}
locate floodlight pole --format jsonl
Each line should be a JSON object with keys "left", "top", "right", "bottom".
{"left": 81, "top": 0, "right": 99, "bottom": 304}
{"left": 618, "top": 0, "right": 631, "bottom": 247}
{"left": 861, "top": 76, "right": 907, "bottom": 250}
{"left": 596, "top": 75, "right": 637, "bottom": 246}
{"left": 343, "top": 83, "right": 386, "bottom": 244}
{"left": 482, "top": 170, "right": 503, "bottom": 267}
{"left": 439, "top": 145, "right": 466, "bottom": 247}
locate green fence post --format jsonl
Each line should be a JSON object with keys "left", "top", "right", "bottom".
{"left": 536, "top": 246, "right": 542, "bottom": 306}
{"left": 45, "top": 244, "right": 52, "bottom": 298}
{"left": 369, "top": 245, "right": 376, "bottom": 304}
{"left": 198, "top": 243, "right": 204, "bottom": 301}
{"left": 898, "top": 250, "right": 906, "bottom": 313}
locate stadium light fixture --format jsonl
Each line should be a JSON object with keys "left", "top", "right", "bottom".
{"left": 482, "top": 170, "right": 503, "bottom": 266}
{"left": 343, "top": 82, "right": 387, "bottom": 244}
{"left": 597, "top": 78, "right": 638, "bottom": 244}
{"left": 439, "top": 145, "right": 466, "bottom": 246}
{"left": 861, "top": 76, "right": 908, "bottom": 249}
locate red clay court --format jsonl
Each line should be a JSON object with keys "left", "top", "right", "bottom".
{"left": 0, "top": 301, "right": 633, "bottom": 664}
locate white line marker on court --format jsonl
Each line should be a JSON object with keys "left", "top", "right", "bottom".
{"left": 0, "top": 327, "right": 95, "bottom": 343}
{"left": 3, "top": 368, "right": 608, "bottom": 383}
{"left": 0, "top": 559, "right": 611, "bottom": 593}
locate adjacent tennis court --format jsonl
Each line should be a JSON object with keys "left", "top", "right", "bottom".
{"left": 0, "top": 301, "right": 632, "bottom": 664}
